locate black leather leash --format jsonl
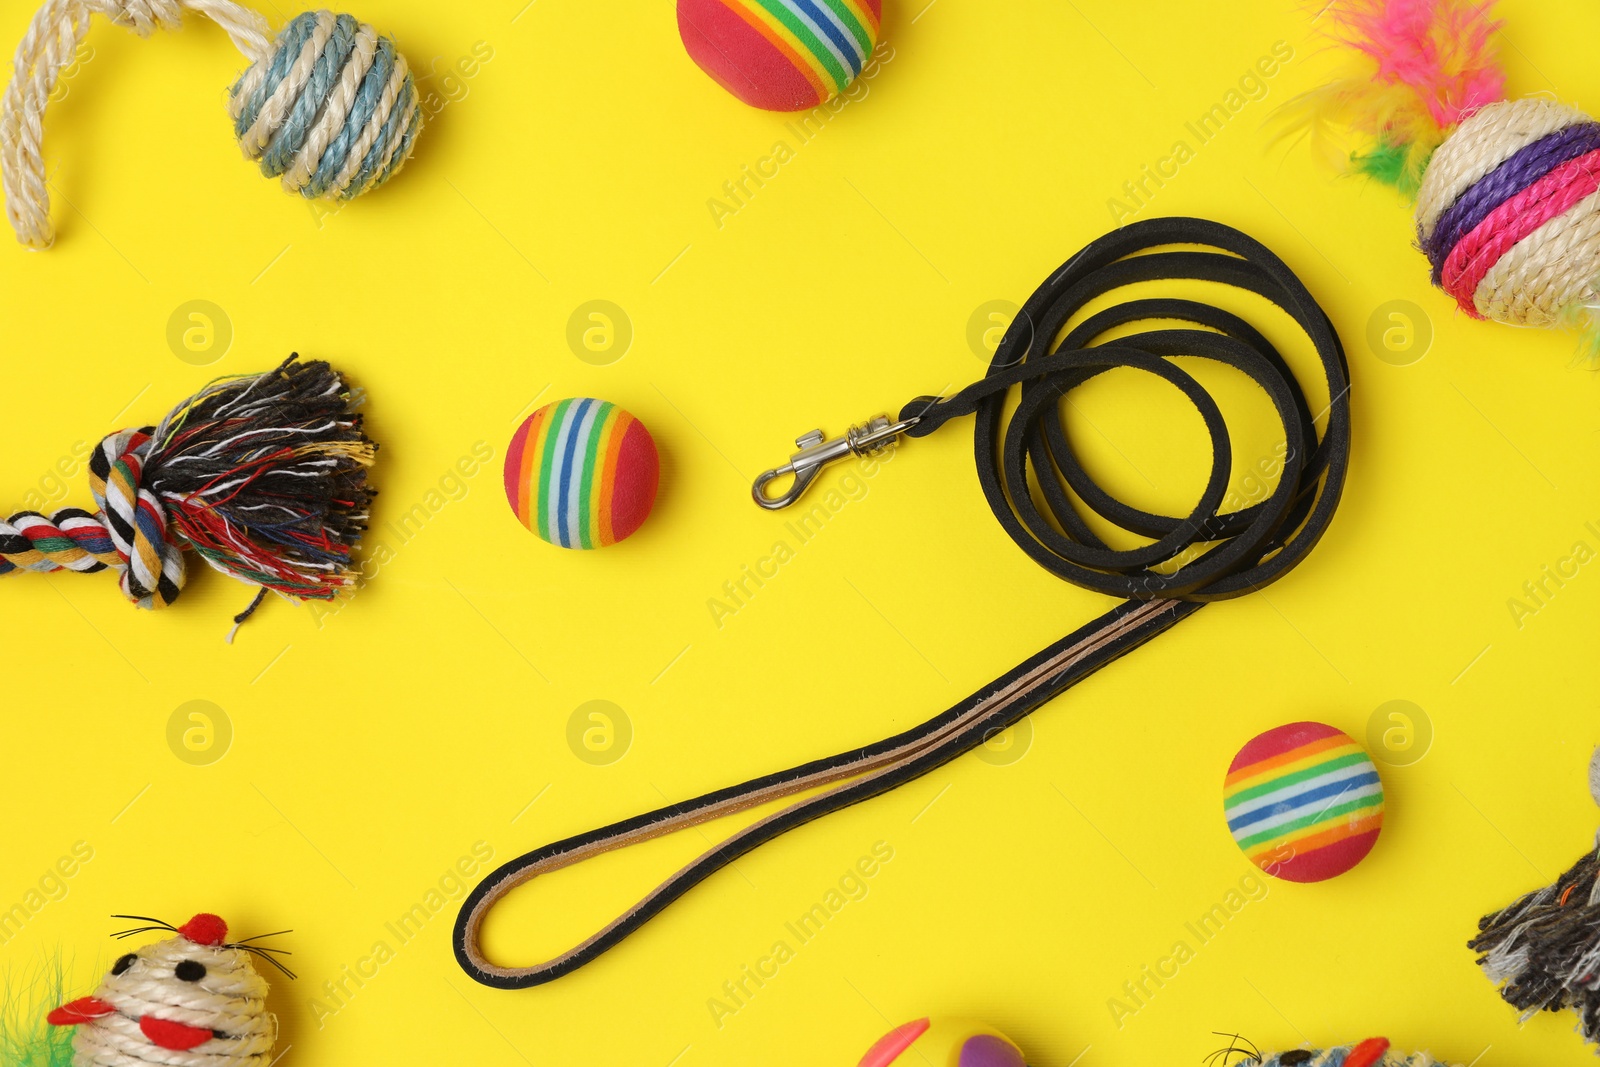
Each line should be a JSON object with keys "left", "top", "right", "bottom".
{"left": 455, "top": 216, "right": 1352, "bottom": 989}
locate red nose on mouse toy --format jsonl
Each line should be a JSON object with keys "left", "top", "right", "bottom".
{"left": 46, "top": 913, "right": 291, "bottom": 1066}
{"left": 177, "top": 913, "right": 228, "bottom": 947}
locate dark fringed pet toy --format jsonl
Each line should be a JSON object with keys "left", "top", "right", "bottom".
{"left": 0, "top": 355, "right": 374, "bottom": 632}
{"left": 1469, "top": 747, "right": 1600, "bottom": 1051}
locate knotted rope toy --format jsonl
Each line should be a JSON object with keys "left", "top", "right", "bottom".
{"left": 1286, "top": 0, "right": 1600, "bottom": 348}
{"left": 1, "top": 0, "right": 422, "bottom": 249}
{"left": 0, "top": 355, "right": 375, "bottom": 631}
{"left": 47, "top": 913, "right": 290, "bottom": 1067}
{"left": 455, "top": 217, "right": 1353, "bottom": 987}
{"left": 1468, "top": 747, "right": 1600, "bottom": 1052}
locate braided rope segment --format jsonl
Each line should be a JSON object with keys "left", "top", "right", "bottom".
{"left": 1, "top": 0, "right": 269, "bottom": 248}
{"left": 92, "top": 428, "right": 187, "bottom": 606}
{"left": 0, "top": 507, "right": 120, "bottom": 574}
{"left": 2, "top": 431, "right": 185, "bottom": 606}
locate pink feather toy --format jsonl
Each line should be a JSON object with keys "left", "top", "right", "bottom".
{"left": 1289, "top": 0, "right": 1600, "bottom": 350}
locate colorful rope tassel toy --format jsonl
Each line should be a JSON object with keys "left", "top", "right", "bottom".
{"left": 1290, "top": 0, "right": 1600, "bottom": 348}
{"left": 1469, "top": 748, "right": 1600, "bottom": 1052}
{"left": 47, "top": 913, "right": 290, "bottom": 1067}
{"left": 0, "top": 355, "right": 375, "bottom": 629}
{"left": 1, "top": 0, "right": 422, "bottom": 249}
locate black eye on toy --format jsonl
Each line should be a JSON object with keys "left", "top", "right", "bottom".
{"left": 110, "top": 953, "right": 136, "bottom": 975}
{"left": 174, "top": 960, "right": 206, "bottom": 982}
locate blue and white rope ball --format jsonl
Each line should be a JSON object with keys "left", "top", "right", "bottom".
{"left": 229, "top": 10, "right": 422, "bottom": 201}
{"left": 2, "top": 1, "right": 425, "bottom": 247}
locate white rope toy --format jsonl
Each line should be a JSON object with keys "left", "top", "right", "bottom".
{"left": 48, "top": 913, "right": 291, "bottom": 1067}
{"left": 0, "top": 0, "right": 422, "bottom": 249}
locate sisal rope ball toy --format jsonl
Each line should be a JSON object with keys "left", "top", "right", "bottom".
{"left": 1, "top": 0, "right": 422, "bottom": 249}
{"left": 47, "top": 913, "right": 290, "bottom": 1067}
{"left": 0, "top": 355, "right": 375, "bottom": 632}
{"left": 1289, "top": 0, "right": 1600, "bottom": 347}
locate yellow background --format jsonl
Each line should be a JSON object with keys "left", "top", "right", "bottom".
{"left": 4, "top": 0, "right": 1600, "bottom": 1064}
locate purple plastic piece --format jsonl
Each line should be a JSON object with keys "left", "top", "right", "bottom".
{"left": 959, "top": 1034, "right": 1026, "bottom": 1067}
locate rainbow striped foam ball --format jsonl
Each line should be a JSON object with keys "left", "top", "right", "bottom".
{"left": 858, "top": 1019, "right": 1027, "bottom": 1067}
{"left": 1223, "top": 721, "right": 1384, "bottom": 884}
{"left": 677, "top": 0, "right": 882, "bottom": 112}
{"left": 503, "top": 399, "right": 659, "bottom": 549}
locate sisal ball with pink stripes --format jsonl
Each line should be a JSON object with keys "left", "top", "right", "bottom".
{"left": 1289, "top": 0, "right": 1600, "bottom": 347}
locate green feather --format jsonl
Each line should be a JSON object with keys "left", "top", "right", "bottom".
{"left": 1, "top": 958, "right": 79, "bottom": 1067}
{"left": 1350, "top": 136, "right": 1436, "bottom": 199}
{"left": 1556, "top": 299, "right": 1600, "bottom": 364}
{"left": 1352, "top": 140, "right": 1409, "bottom": 186}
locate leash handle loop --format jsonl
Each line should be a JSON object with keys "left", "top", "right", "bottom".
{"left": 455, "top": 216, "right": 1353, "bottom": 988}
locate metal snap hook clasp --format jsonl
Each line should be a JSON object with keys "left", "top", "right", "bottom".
{"left": 750, "top": 416, "right": 918, "bottom": 510}
{"left": 751, "top": 459, "right": 821, "bottom": 510}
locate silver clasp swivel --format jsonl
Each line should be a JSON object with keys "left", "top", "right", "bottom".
{"left": 751, "top": 414, "right": 918, "bottom": 510}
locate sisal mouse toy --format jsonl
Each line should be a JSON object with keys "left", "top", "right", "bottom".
{"left": 47, "top": 913, "right": 290, "bottom": 1067}
{"left": 1233, "top": 1038, "right": 1452, "bottom": 1067}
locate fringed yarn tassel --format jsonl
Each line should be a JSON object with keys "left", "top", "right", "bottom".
{"left": 0, "top": 355, "right": 376, "bottom": 623}
{"left": 141, "top": 355, "right": 375, "bottom": 600}
{"left": 1469, "top": 842, "right": 1600, "bottom": 1048}
{"left": 1469, "top": 749, "right": 1600, "bottom": 1049}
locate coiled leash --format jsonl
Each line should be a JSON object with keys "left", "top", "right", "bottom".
{"left": 454, "top": 216, "right": 1352, "bottom": 989}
